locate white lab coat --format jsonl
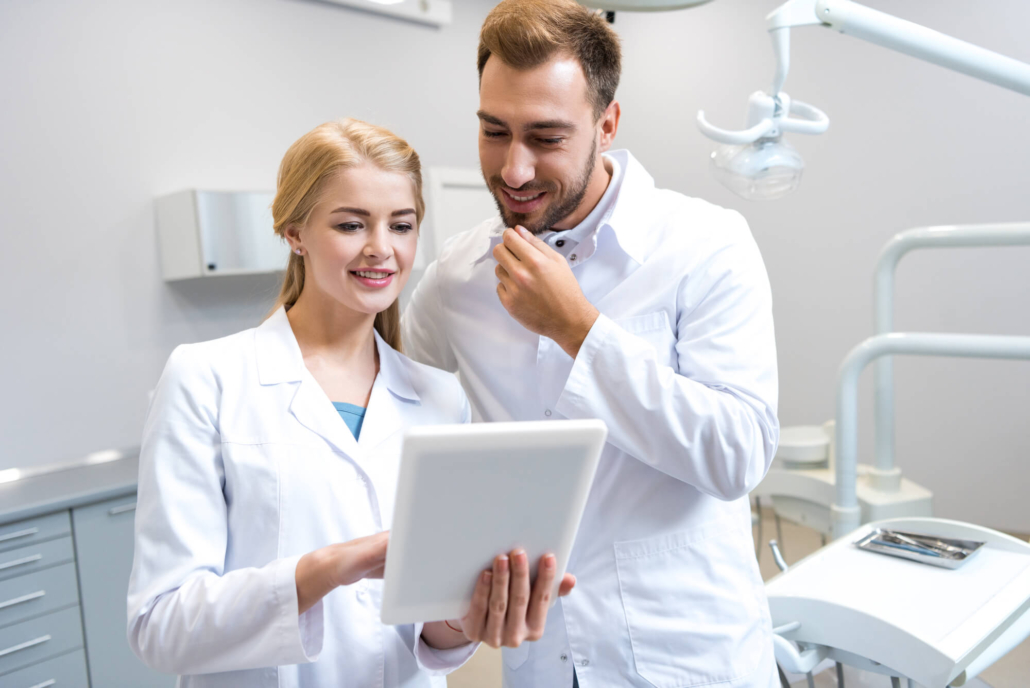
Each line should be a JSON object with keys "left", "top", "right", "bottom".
{"left": 402, "top": 150, "right": 780, "bottom": 688}
{"left": 127, "top": 307, "right": 477, "bottom": 688}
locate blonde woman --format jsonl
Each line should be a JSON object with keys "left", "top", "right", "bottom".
{"left": 127, "top": 119, "right": 571, "bottom": 687}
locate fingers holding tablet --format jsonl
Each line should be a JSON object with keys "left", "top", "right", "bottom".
{"left": 461, "top": 550, "right": 577, "bottom": 648}
{"left": 504, "top": 550, "right": 532, "bottom": 643}
{"left": 484, "top": 554, "right": 511, "bottom": 646}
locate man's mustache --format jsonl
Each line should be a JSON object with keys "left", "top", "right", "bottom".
{"left": 488, "top": 178, "right": 557, "bottom": 195}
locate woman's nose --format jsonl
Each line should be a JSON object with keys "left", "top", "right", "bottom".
{"left": 364, "top": 226, "right": 393, "bottom": 260}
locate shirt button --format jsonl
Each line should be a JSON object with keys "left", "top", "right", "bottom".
{"left": 544, "top": 409, "right": 552, "bottom": 417}
{"left": 580, "top": 659, "right": 590, "bottom": 667}
{"left": 570, "top": 254, "right": 577, "bottom": 261}
{"left": 560, "top": 654, "right": 568, "bottom": 662}
{"left": 555, "top": 239, "right": 565, "bottom": 248}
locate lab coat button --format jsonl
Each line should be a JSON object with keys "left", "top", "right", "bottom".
{"left": 570, "top": 254, "right": 577, "bottom": 261}
{"left": 544, "top": 409, "right": 552, "bottom": 417}
{"left": 560, "top": 654, "right": 568, "bottom": 662}
{"left": 580, "top": 659, "right": 589, "bottom": 667}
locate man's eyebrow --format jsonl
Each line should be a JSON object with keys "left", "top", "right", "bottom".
{"left": 330, "top": 207, "right": 370, "bottom": 216}
{"left": 525, "top": 119, "right": 575, "bottom": 132}
{"left": 477, "top": 110, "right": 507, "bottom": 127}
{"left": 477, "top": 110, "right": 576, "bottom": 132}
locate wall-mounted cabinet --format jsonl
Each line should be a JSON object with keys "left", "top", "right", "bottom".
{"left": 316, "top": 0, "right": 452, "bottom": 27}
{"left": 155, "top": 190, "right": 288, "bottom": 281}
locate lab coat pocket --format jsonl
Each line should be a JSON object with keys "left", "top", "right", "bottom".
{"left": 614, "top": 311, "right": 676, "bottom": 369}
{"left": 614, "top": 526, "right": 764, "bottom": 688}
{"left": 503, "top": 642, "right": 530, "bottom": 671}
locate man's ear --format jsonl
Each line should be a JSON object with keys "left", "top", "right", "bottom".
{"left": 598, "top": 100, "right": 621, "bottom": 152}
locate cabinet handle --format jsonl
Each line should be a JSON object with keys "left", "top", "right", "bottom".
{"left": 0, "top": 554, "right": 43, "bottom": 571}
{"left": 0, "top": 633, "right": 51, "bottom": 658}
{"left": 29, "top": 681, "right": 57, "bottom": 688}
{"left": 0, "top": 527, "right": 39, "bottom": 543}
{"left": 0, "top": 590, "right": 45, "bottom": 610}
{"left": 108, "top": 503, "right": 137, "bottom": 516}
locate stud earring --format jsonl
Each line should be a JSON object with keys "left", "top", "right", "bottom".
{"left": 294, "top": 248, "right": 302, "bottom": 255}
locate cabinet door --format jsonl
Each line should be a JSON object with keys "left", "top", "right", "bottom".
{"left": 72, "top": 495, "right": 176, "bottom": 688}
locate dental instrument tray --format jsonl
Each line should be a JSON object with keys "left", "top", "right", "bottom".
{"left": 854, "top": 528, "right": 985, "bottom": 569}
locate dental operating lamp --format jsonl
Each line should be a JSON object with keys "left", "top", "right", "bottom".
{"left": 582, "top": 0, "right": 1030, "bottom": 199}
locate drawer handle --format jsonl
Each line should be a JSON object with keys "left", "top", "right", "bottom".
{"left": 0, "top": 633, "right": 51, "bottom": 658}
{"left": 0, "top": 590, "right": 46, "bottom": 610}
{"left": 29, "top": 681, "right": 57, "bottom": 688}
{"left": 0, "top": 554, "right": 43, "bottom": 571}
{"left": 0, "top": 527, "right": 39, "bottom": 543}
{"left": 108, "top": 503, "right": 137, "bottom": 516}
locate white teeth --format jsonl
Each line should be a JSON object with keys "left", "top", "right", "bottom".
{"left": 355, "top": 271, "right": 391, "bottom": 279}
{"left": 509, "top": 191, "right": 543, "bottom": 202}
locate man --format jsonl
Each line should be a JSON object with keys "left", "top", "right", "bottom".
{"left": 402, "top": 1, "right": 780, "bottom": 686}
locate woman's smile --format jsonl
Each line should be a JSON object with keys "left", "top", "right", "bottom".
{"left": 350, "top": 268, "right": 395, "bottom": 288}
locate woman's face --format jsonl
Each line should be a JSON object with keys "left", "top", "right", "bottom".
{"left": 289, "top": 164, "right": 419, "bottom": 317}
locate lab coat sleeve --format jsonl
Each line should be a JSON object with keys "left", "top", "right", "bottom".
{"left": 401, "top": 259, "right": 459, "bottom": 372}
{"left": 555, "top": 223, "right": 779, "bottom": 501}
{"left": 406, "top": 622, "right": 480, "bottom": 675}
{"left": 127, "top": 345, "right": 323, "bottom": 675}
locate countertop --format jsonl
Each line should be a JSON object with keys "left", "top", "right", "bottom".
{"left": 0, "top": 451, "right": 140, "bottom": 526}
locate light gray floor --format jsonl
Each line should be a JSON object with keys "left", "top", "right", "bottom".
{"left": 448, "top": 509, "right": 1030, "bottom": 688}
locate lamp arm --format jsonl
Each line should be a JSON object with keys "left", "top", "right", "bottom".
{"left": 765, "top": 0, "right": 1030, "bottom": 98}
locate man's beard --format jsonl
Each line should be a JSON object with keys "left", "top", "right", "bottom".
{"left": 488, "top": 138, "right": 597, "bottom": 236}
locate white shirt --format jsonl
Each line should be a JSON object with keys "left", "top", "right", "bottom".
{"left": 402, "top": 150, "right": 780, "bottom": 688}
{"left": 127, "top": 307, "right": 477, "bottom": 688}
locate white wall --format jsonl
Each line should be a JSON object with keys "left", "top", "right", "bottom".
{"left": 0, "top": 0, "right": 495, "bottom": 468}
{"left": 2, "top": 0, "right": 1028, "bottom": 531}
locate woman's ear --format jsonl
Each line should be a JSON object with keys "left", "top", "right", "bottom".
{"left": 284, "top": 223, "right": 303, "bottom": 254}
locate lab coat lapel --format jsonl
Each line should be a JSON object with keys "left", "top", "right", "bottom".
{"left": 255, "top": 307, "right": 364, "bottom": 463}
{"left": 360, "top": 330, "right": 420, "bottom": 451}
{"left": 289, "top": 373, "right": 363, "bottom": 461}
{"left": 356, "top": 375, "right": 403, "bottom": 450}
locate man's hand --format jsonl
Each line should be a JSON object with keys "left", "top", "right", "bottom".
{"left": 493, "top": 226, "right": 599, "bottom": 358}
{"left": 458, "top": 549, "right": 576, "bottom": 648}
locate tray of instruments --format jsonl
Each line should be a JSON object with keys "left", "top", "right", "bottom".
{"left": 855, "top": 528, "right": 986, "bottom": 569}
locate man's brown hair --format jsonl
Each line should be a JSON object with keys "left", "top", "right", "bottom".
{"left": 477, "top": 0, "right": 622, "bottom": 119}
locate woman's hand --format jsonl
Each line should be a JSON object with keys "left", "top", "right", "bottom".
{"left": 296, "top": 531, "right": 389, "bottom": 615}
{"left": 461, "top": 549, "right": 576, "bottom": 648}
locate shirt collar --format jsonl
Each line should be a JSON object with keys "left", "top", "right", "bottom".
{"left": 474, "top": 149, "right": 652, "bottom": 265}
{"left": 255, "top": 306, "right": 420, "bottom": 403}
{"left": 542, "top": 153, "right": 624, "bottom": 247}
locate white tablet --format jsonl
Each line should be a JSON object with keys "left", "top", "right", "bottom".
{"left": 380, "top": 419, "right": 608, "bottom": 625}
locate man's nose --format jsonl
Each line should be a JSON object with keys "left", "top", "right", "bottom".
{"left": 501, "top": 143, "right": 536, "bottom": 190}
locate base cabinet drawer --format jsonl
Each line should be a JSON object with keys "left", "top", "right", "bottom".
{"left": 0, "top": 563, "right": 80, "bottom": 629}
{"left": 0, "top": 606, "right": 83, "bottom": 676}
{"left": 0, "top": 537, "right": 75, "bottom": 583}
{"left": 0, "top": 649, "right": 88, "bottom": 688}
{"left": 0, "top": 514, "right": 71, "bottom": 555}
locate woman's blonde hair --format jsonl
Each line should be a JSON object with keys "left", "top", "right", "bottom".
{"left": 271, "top": 118, "right": 425, "bottom": 351}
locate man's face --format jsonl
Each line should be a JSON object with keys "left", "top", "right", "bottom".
{"left": 478, "top": 55, "right": 603, "bottom": 234}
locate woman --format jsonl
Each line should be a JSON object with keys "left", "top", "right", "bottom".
{"left": 127, "top": 119, "right": 568, "bottom": 687}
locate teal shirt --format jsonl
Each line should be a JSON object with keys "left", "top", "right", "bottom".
{"left": 332, "top": 402, "right": 367, "bottom": 440}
